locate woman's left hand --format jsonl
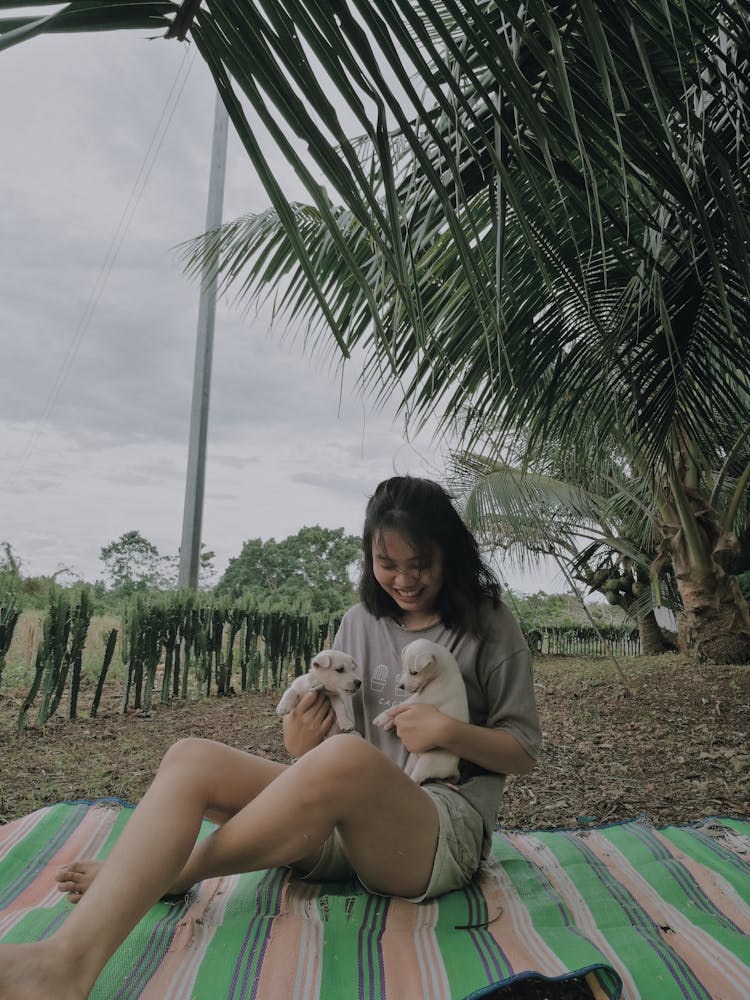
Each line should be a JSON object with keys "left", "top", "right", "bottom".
{"left": 386, "top": 702, "right": 451, "bottom": 754}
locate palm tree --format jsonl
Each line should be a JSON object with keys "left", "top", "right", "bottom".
{"left": 447, "top": 448, "right": 681, "bottom": 654}
{"left": 182, "top": 175, "right": 750, "bottom": 662}
{"left": 4, "top": 1, "right": 750, "bottom": 659}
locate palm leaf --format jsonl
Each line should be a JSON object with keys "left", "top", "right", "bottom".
{"left": 0, "top": 1, "right": 174, "bottom": 50}
{"left": 5, "top": 0, "right": 750, "bottom": 474}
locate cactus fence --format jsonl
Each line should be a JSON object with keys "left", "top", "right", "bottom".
{"left": 0, "top": 592, "right": 21, "bottom": 688}
{"left": 2, "top": 589, "right": 339, "bottom": 731}
{"left": 2, "top": 589, "right": 642, "bottom": 731}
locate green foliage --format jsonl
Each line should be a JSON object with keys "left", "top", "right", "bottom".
{"left": 0, "top": 541, "right": 21, "bottom": 579}
{"left": 736, "top": 572, "right": 750, "bottom": 602}
{"left": 507, "top": 591, "right": 626, "bottom": 634}
{"left": 10, "top": 584, "right": 652, "bottom": 730}
{"left": 216, "top": 526, "right": 360, "bottom": 614}
{"left": 532, "top": 625, "right": 640, "bottom": 658}
{"left": 0, "top": 546, "right": 22, "bottom": 651}
{"left": 99, "top": 532, "right": 216, "bottom": 595}
{"left": 100, "top": 531, "right": 166, "bottom": 594}
{"left": 1, "top": 540, "right": 89, "bottom": 610}
{"left": 178, "top": 1, "right": 750, "bottom": 661}
{"left": 505, "top": 590, "right": 637, "bottom": 656}
{"left": 0, "top": 542, "right": 48, "bottom": 609}
{"left": 115, "top": 593, "right": 340, "bottom": 710}
{"left": 90, "top": 627, "right": 118, "bottom": 719}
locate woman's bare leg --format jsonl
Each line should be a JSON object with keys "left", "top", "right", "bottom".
{"left": 56, "top": 748, "right": 288, "bottom": 902}
{"left": 0, "top": 735, "right": 438, "bottom": 1000}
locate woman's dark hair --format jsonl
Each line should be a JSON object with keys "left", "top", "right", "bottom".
{"left": 358, "top": 475, "right": 501, "bottom": 633}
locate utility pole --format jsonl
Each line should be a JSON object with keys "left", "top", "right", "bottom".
{"left": 178, "top": 90, "right": 229, "bottom": 589}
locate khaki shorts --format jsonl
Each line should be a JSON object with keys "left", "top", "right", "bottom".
{"left": 295, "top": 782, "right": 484, "bottom": 902}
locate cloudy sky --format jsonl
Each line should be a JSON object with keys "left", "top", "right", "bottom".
{"left": 1, "top": 21, "right": 562, "bottom": 593}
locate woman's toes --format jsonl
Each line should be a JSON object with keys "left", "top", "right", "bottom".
{"left": 55, "top": 861, "right": 102, "bottom": 897}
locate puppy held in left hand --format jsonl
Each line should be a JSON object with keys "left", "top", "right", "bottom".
{"left": 276, "top": 650, "right": 361, "bottom": 733}
{"left": 373, "top": 639, "right": 469, "bottom": 784}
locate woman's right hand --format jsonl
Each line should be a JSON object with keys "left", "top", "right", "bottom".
{"left": 282, "top": 689, "right": 336, "bottom": 757}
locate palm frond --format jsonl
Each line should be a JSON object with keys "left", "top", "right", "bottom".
{"left": 0, "top": 1, "right": 175, "bottom": 50}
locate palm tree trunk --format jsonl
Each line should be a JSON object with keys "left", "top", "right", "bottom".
{"left": 637, "top": 610, "right": 675, "bottom": 656}
{"left": 674, "top": 572, "right": 750, "bottom": 663}
{"left": 653, "top": 461, "right": 750, "bottom": 664}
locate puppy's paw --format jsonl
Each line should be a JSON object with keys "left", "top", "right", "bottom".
{"left": 372, "top": 709, "right": 395, "bottom": 730}
{"left": 275, "top": 690, "right": 298, "bottom": 715}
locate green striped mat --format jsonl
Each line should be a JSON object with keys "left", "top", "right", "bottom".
{"left": 1, "top": 801, "right": 749, "bottom": 998}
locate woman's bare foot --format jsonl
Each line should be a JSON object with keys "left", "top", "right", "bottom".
{"left": 56, "top": 860, "right": 103, "bottom": 903}
{"left": 0, "top": 941, "right": 86, "bottom": 999}
{"left": 56, "top": 861, "right": 194, "bottom": 904}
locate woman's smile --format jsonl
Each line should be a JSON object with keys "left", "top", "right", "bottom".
{"left": 372, "top": 530, "right": 444, "bottom": 627}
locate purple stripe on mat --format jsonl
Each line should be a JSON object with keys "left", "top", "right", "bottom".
{"left": 0, "top": 804, "right": 88, "bottom": 910}
{"left": 683, "top": 825, "right": 750, "bottom": 877}
{"left": 496, "top": 832, "right": 608, "bottom": 954}
{"left": 357, "top": 891, "right": 388, "bottom": 999}
{"left": 464, "top": 881, "right": 512, "bottom": 982}
{"left": 626, "top": 825, "right": 746, "bottom": 935}
{"left": 564, "top": 832, "right": 711, "bottom": 1000}
{"left": 113, "top": 897, "right": 193, "bottom": 1000}
{"left": 229, "top": 867, "right": 287, "bottom": 1000}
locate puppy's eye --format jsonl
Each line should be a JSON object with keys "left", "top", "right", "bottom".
{"left": 335, "top": 666, "right": 345, "bottom": 673}
{"left": 409, "top": 669, "right": 419, "bottom": 676}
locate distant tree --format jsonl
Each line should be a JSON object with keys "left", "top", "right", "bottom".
{"left": 0, "top": 542, "right": 21, "bottom": 578}
{"left": 0, "top": 542, "right": 22, "bottom": 605}
{"left": 99, "top": 532, "right": 218, "bottom": 594}
{"left": 0, "top": 543, "right": 79, "bottom": 609}
{"left": 216, "top": 526, "right": 360, "bottom": 613}
{"left": 197, "top": 547, "right": 217, "bottom": 590}
{"left": 508, "top": 591, "right": 628, "bottom": 634}
{"left": 99, "top": 531, "right": 167, "bottom": 594}
{"left": 163, "top": 545, "right": 218, "bottom": 591}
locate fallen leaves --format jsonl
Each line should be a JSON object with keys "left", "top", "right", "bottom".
{"left": 1, "top": 652, "right": 748, "bottom": 836}
{"left": 503, "top": 653, "right": 750, "bottom": 830}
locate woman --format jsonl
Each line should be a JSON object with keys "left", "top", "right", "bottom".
{"left": 0, "top": 476, "right": 540, "bottom": 1000}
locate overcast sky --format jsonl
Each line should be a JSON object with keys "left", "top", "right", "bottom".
{"left": 1, "top": 23, "right": 563, "bottom": 594}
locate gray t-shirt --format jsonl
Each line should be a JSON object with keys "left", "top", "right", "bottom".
{"left": 333, "top": 601, "right": 542, "bottom": 854}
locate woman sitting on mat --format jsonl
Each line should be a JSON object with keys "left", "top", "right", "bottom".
{"left": 0, "top": 475, "right": 541, "bottom": 1000}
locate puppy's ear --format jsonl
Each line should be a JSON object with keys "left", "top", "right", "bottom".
{"left": 312, "top": 652, "right": 332, "bottom": 670}
{"left": 415, "top": 652, "right": 435, "bottom": 671}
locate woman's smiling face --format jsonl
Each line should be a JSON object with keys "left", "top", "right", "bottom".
{"left": 371, "top": 529, "right": 444, "bottom": 627}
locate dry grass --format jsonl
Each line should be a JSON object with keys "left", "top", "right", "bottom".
{"left": 2, "top": 611, "right": 124, "bottom": 689}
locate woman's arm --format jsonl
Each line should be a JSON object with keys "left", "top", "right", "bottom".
{"left": 385, "top": 702, "right": 536, "bottom": 775}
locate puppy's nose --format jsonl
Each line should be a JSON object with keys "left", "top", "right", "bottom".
{"left": 353, "top": 678, "right": 362, "bottom": 688}
{"left": 397, "top": 682, "right": 405, "bottom": 691}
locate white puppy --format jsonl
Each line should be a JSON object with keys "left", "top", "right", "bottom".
{"left": 276, "top": 650, "right": 361, "bottom": 733}
{"left": 373, "top": 639, "right": 469, "bottom": 784}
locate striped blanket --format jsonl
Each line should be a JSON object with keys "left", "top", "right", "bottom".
{"left": 1, "top": 801, "right": 749, "bottom": 999}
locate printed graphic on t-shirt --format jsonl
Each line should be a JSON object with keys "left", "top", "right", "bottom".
{"left": 369, "top": 662, "right": 408, "bottom": 704}
{"left": 370, "top": 663, "right": 388, "bottom": 692}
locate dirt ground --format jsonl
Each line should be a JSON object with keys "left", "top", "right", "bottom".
{"left": 1, "top": 653, "right": 748, "bottom": 999}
